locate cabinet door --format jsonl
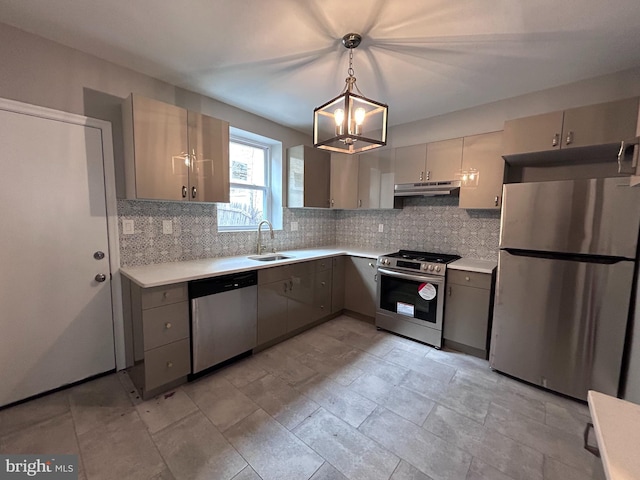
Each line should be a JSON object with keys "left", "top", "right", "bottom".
{"left": 304, "top": 147, "right": 331, "bottom": 208}
{"left": 502, "top": 110, "right": 564, "bottom": 156}
{"left": 287, "top": 271, "right": 318, "bottom": 332}
{"left": 426, "top": 138, "right": 463, "bottom": 182}
{"left": 331, "top": 256, "right": 345, "bottom": 313}
{"left": 128, "top": 95, "right": 189, "bottom": 201}
{"left": 561, "top": 98, "right": 639, "bottom": 149}
{"left": 344, "top": 256, "right": 377, "bottom": 317}
{"left": 357, "top": 150, "right": 395, "bottom": 209}
{"left": 443, "top": 283, "right": 490, "bottom": 352}
{"left": 314, "top": 270, "right": 332, "bottom": 319}
{"left": 459, "top": 132, "right": 505, "bottom": 209}
{"left": 394, "top": 144, "right": 426, "bottom": 184}
{"left": 257, "top": 281, "right": 288, "bottom": 345}
{"left": 188, "top": 111, "right": 230, "bottom": 203}
{"left": 330, "top": 153, "right": 359, "bottom": 209}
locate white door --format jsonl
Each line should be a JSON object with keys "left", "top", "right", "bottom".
{"left": 0, "top": 107, "right": 115, "bottom": 407}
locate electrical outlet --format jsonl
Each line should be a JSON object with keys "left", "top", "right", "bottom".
{"left": 122, "top": 219, "right": 134, "bottom": 235}
{"left": 162, "top": 220, "right": 173, "bottom": 234}
{"left": 378, "top": 224, "right": 384, "bottom": 233}
{"left": 291, "top": 222, "right": 299, "bottom": 231}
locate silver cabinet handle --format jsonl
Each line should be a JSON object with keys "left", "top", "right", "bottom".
{"left": 165, "top": 322, "right": 172, "bottom": 329}
{"left": 331, "top": 199, "right": 335, "bottom": 207}
{"left": 289, "top": 279, "right": 293, "bottom": 290}
{"left": 283, "top": 282, "right": 288, "bottom": 293}
{"left": 191, "top": 186, "right": 197, "bottom": 199}
{"left": 425, "top": 170, "right": 430, "bottom": 180}
{"left": 419, "top": 171, "right": 424, "bottom": 181}
{"left": 166, "top": 361, "right": 173, "bottom": 368}
{"left": 95, "top": 273, "right": 106, "bottom": 282}
{"left": 494, "top": 196, "right": 500, "bottom": 207}
{"left": 552, "top": 133, "right": 560, "bottom": 147}
{"left": 182, "top": 186, "right": 187, "bottom": 198}
{"left": 448, "top": 286, "right": 452, "bottom": 296}
{"left": 358, "top": 199, "right": 362, "bottom": 208}
{"left": 368, "top": 262, "right": 375, "bottom": 268}
{"left": 321, "top": 281, "right": 326, "bottom": 286}
{"left": 566, "top": 130, "right": 574, "bottom": 145}
{"left": 618, "top": 138, "right": 640, "bottom": 174}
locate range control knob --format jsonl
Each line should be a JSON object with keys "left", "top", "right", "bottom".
{"left": 435, "top": 266, "right": 441, "bottom": 272}
{"left": 428, "top": 264, "right": 434, "bottom": 271}
{"left": 421, "top": 264, "right": 428, "bottom": 270}
{"left": 384, "top": 259, "right": 391, "bottom": 266}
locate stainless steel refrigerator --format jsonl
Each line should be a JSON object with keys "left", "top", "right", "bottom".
{"left": 490, "top": 177, "right": 640, "bottom": 401}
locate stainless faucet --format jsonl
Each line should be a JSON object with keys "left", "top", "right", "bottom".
{"left": 256, "top": 220, "right": 274, "bottom": 255}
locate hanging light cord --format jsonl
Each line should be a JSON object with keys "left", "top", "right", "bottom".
{"left": 342, "top": 47, "right": 364, "bottom": 96}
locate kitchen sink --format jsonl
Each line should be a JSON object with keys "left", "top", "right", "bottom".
{"left": 247, "top": 254, "right": 293, "bottom": 262}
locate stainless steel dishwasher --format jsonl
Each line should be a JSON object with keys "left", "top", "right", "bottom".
{"left": 189, "top": 271, "right": 258, "bottom": 375}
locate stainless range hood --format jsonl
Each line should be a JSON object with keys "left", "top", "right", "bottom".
{"left": 394, "top": 180, "right": 461, "bottom": 197}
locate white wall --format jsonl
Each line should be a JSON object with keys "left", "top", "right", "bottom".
{"left": 389, "top": 67, "right": 640, "bottom": 147}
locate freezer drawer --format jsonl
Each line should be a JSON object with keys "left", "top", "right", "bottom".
{"left": 490, "top": 250, "right": 634, "bottom": 400}
{"left": 500, "top": 178, "right": 640, "bottom": 258}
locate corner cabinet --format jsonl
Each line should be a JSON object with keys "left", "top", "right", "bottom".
{"left": 343, "top": 256, "right": 378, "bottom": 318}
{"left": 330, "top": 153, "right": 359, "bottom": 209}
{"left": 122, "top": 94, "right": 230, "bottom": 202}
{"left": 459, "top": 131, "right": 505, "bottom": 209}
{"left": 287, "top": 145, "right": 330, "bottom": 208}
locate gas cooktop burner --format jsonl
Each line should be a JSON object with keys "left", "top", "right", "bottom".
{"left": 387, "top": 250, "right": 460, "bottom": 264}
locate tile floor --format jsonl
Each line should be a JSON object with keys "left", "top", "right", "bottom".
{"left": 0, "top": 315, "right": 606, "bottom": 480}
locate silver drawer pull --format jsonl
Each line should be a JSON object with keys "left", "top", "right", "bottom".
{"left": 321, "top": 281, "right": 326, "bottom": 286}
{"left": 465, "top": 276, "right": 470, "bottom": 281}
{"left": 165, "top": 322, "right": 172, "bottom": 329}
{"left": 167, "top": 361, "right": 173, "bottom": 369}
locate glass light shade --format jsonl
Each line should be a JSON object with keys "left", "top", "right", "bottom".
{"left": 314, "top": 92, "right": 388, "bottom": 154}
{"left": 457, "top": 168, "right": 480, "bottom": 187}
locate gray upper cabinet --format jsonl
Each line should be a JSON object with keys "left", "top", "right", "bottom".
{"left": 122, "top": 94, "right": 230, "bottom": 202}
{"left": 426, "top": 137, "right": 464, "bottom": 182}
{"left": 357, "top": 149, "right": 396, "bottom": 209}
{"left": 394, "top": 144, "right": 426, "bottom": 183}
{"left": 502, "top": 111, "right": 563, "bottom": 157}
{"left": 459, "top": 131, "right": 505, "bottom": 209}
{"left": 330, "top": 153, "right": 359, "bottom": 209}
{"left": 287, "top": 145, "right": 330, "bottom": 208}
{"left": 503, "top": 97, "right": 639, "bottom": 159}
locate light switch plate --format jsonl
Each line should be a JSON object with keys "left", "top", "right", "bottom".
{"left": 291, "top": 222, "right": 298, "bottom": 231}
{"left": 378, "top": 224, "right": 384, "bottom": 233}
{"left": 162, "top": 220, "right": 173, "bottom": 234}
{"left": 122, "top": 219, "right": 134, "bottom": 235}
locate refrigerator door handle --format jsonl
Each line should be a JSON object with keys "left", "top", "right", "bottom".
{"left": 617, "top": 137, "right": 639, "bottom": 174}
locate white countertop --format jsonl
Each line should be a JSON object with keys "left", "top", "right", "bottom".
{"left": 588, "top": 390, "right": 640, "bottom": 480}
{"left": 120, "top": 247, "right": 388, "bottom": 288}
{"left": 449, "top": 258, "right": 497, "bottom": 274}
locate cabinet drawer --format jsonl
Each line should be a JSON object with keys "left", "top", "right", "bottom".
{"left": 142, "top": 301, "right": 189, "bottom": 351}
{"left": 258, "top": 265, "right": 291, "bottom": 284}
{"left": 144, "top": 339, "right": 190, "bottom": 391}
{"left": 315, "top": 258, "right": 333, "bottom": 272}
{"left": 290, "top": 260, "right": 315, "bottom": 278}
{"left": 141, "top": 283, "right": 188, "bottom": 309}
{"left": 447, "top": 270, "right": 492, "bottom": 289}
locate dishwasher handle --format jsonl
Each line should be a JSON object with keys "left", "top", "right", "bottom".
{"left": 189, "top": 271, "right": 257, "bottom": 299}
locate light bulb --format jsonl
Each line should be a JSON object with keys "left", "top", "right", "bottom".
{"left": 462, "top": 173, "right": 468, "bottom": 182}
{"left": 334, "top": 109, "right": 345, "bottom": 126}
{"left": 469, "top": 173, "right": 476, "bottom": 181}
{"left": 355, "top": 107, "right": 366, "bottom": 125}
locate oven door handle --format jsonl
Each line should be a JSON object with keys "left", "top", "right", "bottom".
{"left": 377, "top": 268, "right": 443, "bottom": 284}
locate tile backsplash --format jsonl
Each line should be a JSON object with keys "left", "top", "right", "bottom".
{"left": 335, "top": 196, "right": 501, "bottom": 261}
{"left": 117, "top": 200, "right": 335, "bottom": 267}
{"left": 117, "top": 196, "right": 500, "bottom": 267}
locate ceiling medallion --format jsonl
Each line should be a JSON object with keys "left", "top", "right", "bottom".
{"left": 313, "top": 33, "right": 388, "bottom": 154}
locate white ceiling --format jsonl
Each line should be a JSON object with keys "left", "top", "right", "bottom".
{"left": 2, "top": 0, "right": 640, "bottom": 133}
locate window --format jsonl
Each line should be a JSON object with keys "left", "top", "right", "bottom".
{"left": 217, "top": 129, "right": 283, "bottom": 231}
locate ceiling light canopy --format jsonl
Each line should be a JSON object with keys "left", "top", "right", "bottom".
{"left": 313, "top": 33, "right": 388, "bottom": 155}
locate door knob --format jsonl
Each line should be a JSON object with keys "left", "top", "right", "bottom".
{"left": 95, "top": 273, "right": 107, "bottom": 282}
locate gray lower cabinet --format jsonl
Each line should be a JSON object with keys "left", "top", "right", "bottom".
{"left": 344, "top": 256, "right": 378, "bottom": 318}
{"left": 331, "top": 256, "right": 346, "bottom": 313}
{"left": 443, "top": 269, "right": 494, "bottom": 359}
{"left": 127, "top": 282, "right": 191, "bottom": 398}
{"left": 257, "top": 259, "right": 333, "bottom": 347}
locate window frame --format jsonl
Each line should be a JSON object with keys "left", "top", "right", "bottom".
{"left": 217, "top": 136, "right": 273, "bottom": 232}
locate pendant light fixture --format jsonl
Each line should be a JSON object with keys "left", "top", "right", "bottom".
{"left": 313, "top": 33, "right": 388, "bottom": 154}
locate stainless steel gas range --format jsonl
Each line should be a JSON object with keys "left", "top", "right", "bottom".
{"left": 375, "top": 250, "right": 460, "bottom": 348}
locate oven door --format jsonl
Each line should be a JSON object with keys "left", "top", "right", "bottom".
{"left": 376, "top": 267, "right": 444, "bottom": 330}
